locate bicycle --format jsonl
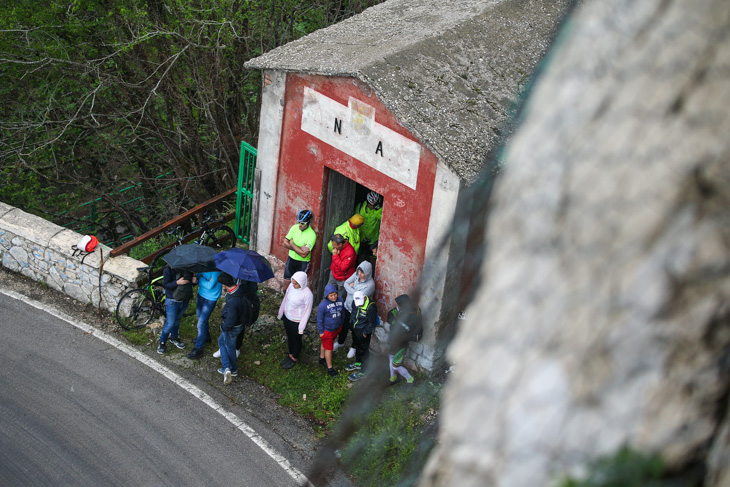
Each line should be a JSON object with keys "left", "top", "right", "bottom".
{"left": 115, "top": 215, "right": 236, "bottom": 330}
{"left": 161, "top": 214, "right": 237, "bottom": 253}
{"left": 115, "top": 263, "right": 166, "bottom": 330}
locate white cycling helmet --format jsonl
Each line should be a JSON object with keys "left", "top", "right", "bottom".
{"left": 366, "top": 191, "right": 382, "bottom": 207}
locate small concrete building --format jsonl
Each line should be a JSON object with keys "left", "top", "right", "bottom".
{"left": 245, "top": 0, "right": 569, "bottom": 370}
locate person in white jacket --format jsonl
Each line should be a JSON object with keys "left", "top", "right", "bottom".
{"left": 277, "top": 271, "right": 313, "bottom": 369}
{"left": 337, "top": 261, "right": 375, "bottom": 358}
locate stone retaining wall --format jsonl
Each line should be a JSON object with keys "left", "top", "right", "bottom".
{"left": 0, "top": 202, "right": 143, "bottom": 313}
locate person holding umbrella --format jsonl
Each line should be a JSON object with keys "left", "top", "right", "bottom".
{"left": 187, "top": 269, "right": 222, "bottom": 360}
{"left": 216, "top": 273, "right": 257, "bottom": 385}
{"left": 277, "top": 271, "right": 313, "bottom": 369}
{"left": 158, "top": 265, "right": 196, "bottom": 354}
{"left": 158, "top": 244, "right": 219, "bottom": 358}
{"left": 212, "top": 248, "right": 273, "bottom": 362}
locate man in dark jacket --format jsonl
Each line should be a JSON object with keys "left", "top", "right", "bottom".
{"left": 217, "top": 273, "right": 254, "bottom": 385}
{"left": 387, "top": 294, "right": 422, "bottom": 384}
{"left": 158, "top": 266, "right": 195, "bottom": 355}
{"left": 346, "top": 290, "right": 379, "bottom": 382}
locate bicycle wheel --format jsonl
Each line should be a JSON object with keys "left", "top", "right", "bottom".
{"left": 204, "top": 225, "right": 236, "bottom": 250}
{"left": 151, "top": 248, "right": 171, "bottom": 274}
{"left": 116, "top": 289, "right": 155, "bottom": 330}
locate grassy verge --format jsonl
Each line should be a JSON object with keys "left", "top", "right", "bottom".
{"left": 122, "top": 285, "right": 440, "bottom": 486}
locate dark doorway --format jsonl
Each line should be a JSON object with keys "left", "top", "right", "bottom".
{"left": 316, "top": 169, "right": 378, "bottom": 299}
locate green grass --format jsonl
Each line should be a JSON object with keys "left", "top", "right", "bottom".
{"left": 339, "top": 380, "right": 441, "bottom": 486}
{"left": 558, "top": 447, "right": 668, "bottom": 487}
{"left": 132, "top": 285, "right": 440, "bottom": 486}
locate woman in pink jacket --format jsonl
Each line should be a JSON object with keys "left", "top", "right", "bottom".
{"left": 277, "top": 271, "right": 313, "bottom": 369}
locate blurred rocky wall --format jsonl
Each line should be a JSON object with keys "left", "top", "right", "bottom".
{"left": 422, "top": 0, "right": 730, "bottom": 485}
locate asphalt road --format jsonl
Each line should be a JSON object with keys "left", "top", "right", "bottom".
{"left": 0, "top": 292, "right": 301, "bottom": 487}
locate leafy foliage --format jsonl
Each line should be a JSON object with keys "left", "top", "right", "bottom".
{"left": 0, "top": 0, "right": 381, "bottom": 239}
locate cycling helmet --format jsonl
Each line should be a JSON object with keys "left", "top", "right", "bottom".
{"left": 297, "top": 210, "right": 312, "bottom": 224}
{"left": 366, "top": 191, "right": 382, "bottom": 207}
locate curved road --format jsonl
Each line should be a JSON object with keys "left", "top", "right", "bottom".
{"left": 0, "top": 292, "right": 302, "bottom": 487}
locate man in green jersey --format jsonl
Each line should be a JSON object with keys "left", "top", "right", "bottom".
{"left": 327, "top": 214, "right": 364, "bottom": 255}
{"left": 283, "top": 210, "right": 316, "bottom": 289}
{"left": 355, "top": 191, "right": 383, "bottom": 263}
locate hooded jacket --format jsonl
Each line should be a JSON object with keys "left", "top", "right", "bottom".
{"left": 387, "top": 294, "right": 423, "bottom": 353}
{"left": 316, "top": 283, "right": 345, "bottom": 334}
{"left": 220, "top": 284, "right": 255, "bottom": 332}
{"left": 343, "top": 261, "right": 375, "bottom": 312}
{"left": 277, "top": 271, "right": 313, "bottom": 333}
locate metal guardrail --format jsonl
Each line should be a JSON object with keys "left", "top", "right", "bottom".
{"left": 110, "top": 188, "right": 236, "bottom": 262}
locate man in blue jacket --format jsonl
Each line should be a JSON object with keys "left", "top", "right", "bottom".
{"left": 187, "top": 270, "right": 222, "bottom": 359}
{"left": 217, "top": 273, "right": 255, "bottom": 385}
{"left": 317, "top": 284, "right": 345, "bottom": 377}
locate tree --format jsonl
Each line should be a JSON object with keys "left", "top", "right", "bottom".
{"left": 0, "top": 0, "right": 380, "bottom": 239}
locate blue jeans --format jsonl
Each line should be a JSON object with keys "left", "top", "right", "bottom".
{"left": 218, "top": 325, "right": 242, "bottom": 372}
{"left": 160, "top": 299, "right": 189, "bottom": 343}
{"left": 194, "top": 295, "right": 217, "bottom": 350}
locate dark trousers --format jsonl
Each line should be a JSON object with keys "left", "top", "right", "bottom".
{"left": 282, "top": 316, "right": 303, "bottom": 359}
{"left": 351, "top": 329, "right": 371, "bottom": 367}
{"left": 336, "top": 308, "right": 352, "bottom": 345}
{"left": 235, "top": 326, "right": 245, "bottom": 350}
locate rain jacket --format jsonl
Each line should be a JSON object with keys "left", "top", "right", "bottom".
{"left": 277, "top": 271, "right": 313, "bottom": 333}
{"left": 327, "top": 220, "right": 362, "bottom": 254}
{"left": 343, "top": 261, "right": 375, "bottom": 313}
{"left": 352, "top": 295, "right": 378, "bottom": 336}
{"left": 220, "top": 284, "right": 256, "bottom": 332}
{"left": 356, "top": 200, "right": 382, "bottom": 243}
{"left": 387, "top": 294, "right": 423, "bottom": 353}
{"left": 163, "top": 266, "right": 193, "bottom": 301}
{"left": 330, "top": 240, "right": 356, "bottom": 281}
{"left": 317, "top": 283, "right": 345, "bottom": 334}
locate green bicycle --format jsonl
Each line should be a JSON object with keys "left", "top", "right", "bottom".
{"left": 115, "top": 251, "right": 169, "bottom": 330}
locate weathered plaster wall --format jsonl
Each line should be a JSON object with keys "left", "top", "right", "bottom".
{"left": 422, "top": 0, "right": 730, "bottom": 485}
{"left": 0, "top": 202, "right": 142, "bottom": 313}
{"left": 253, "top": 69, "right": 287, "bottom": 256}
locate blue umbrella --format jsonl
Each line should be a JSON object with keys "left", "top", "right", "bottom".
{"left": 213, "top": 248, "right": 274, "bottom": 282}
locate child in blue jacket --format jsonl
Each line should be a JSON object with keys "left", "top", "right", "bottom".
{"left": 317, "top": 283, "right": 344, "bottom": 377}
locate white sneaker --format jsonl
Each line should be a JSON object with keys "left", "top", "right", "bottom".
{"left": 333, "top": 342, "right": 342, "bottom": 352}
{"left": 347, "top": 347, "right": 356, "bottom": 359}
{"left": 213, "top": 349, "right": 240, "bottom": 358}
{"left": 223, "top": 368, "right": 232, "bottom": 385}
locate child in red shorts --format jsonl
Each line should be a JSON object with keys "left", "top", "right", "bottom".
{"left": 317, "top": 283, "right": 345, "bottom": 377}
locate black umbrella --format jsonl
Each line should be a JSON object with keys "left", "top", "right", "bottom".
{"left": 161, "top": 244, "right": 218, "bottom": 273}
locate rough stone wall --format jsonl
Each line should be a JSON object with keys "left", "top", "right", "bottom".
{"left": 422, "top": 0, "right": 730, "bottom": 486}
{"left": 0, "top": 202, "right": 142, "bottom": 313}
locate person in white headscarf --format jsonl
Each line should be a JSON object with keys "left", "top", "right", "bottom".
{"left": 277, "top": 271, "right": 313, "bottom": 369}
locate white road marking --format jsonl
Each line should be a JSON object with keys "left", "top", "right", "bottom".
{"left": 0, "top": 289, "right": 312, "bottom": 487}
